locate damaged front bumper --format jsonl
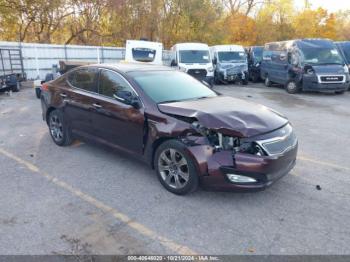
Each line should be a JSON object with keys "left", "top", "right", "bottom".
{"left": 184, "top": 134, "right": 298, "bottom": 192}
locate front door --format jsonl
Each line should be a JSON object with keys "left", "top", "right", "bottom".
{"left": 91, "top": 69, "right": 145, "bottom": 156}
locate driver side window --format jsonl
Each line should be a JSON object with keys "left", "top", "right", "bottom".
{"left": 99, "top": 70, "right": 135, "bottom": 99}
{"left": 290, "top": 52, "right": 299, "bottom": 66}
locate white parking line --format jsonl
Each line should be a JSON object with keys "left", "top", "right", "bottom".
{"left": 298, "top": 156, "right": 350, "bottom": 172}
{"left": 0, "top": 147, "right": 197, "bottom": 255}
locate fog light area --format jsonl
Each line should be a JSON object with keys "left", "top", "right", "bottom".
{"left": 227, "top": 174, "right": 257, "bottom": 183}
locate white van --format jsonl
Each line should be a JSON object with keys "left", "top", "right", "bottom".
{"left": 170, "top": 43, "right": 214, "bottom": 86}
{"left": 210, "top": 45, "right": 248, "bottom": 84}
{"left": 125, "top": 40, "right": 163, "bottom": 65}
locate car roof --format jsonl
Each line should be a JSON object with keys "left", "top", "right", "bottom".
{"left": 210, "top": 45, "right": 244, "bottom": 52}
{"left": 82, "top": 62, "right": 173, "bottom": 73}
{"left": 172, "top": 43, "right": 210, "bottom": 50}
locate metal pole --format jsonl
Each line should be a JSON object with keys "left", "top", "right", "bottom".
{"left": 19, "top": 41, "right": 25, "bottom": 79}
{"left": 101, "top": 46, "right": 104, "bottom": 63}
{"left": 0, "top": 50, "right": 5, "bottom": 77}
{"left": 64, "top": 45, "right": 68, "bottom": 61}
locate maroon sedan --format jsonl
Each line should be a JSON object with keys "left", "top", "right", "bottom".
{"left": 40, "top": 63, "right": 298, "bottom": 195}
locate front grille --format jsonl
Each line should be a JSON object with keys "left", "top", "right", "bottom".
{"left": 227, "top": 65, "right": 245, "bottom": 75}
{"left": 257, "top": 124, "right": 297, "bottom": 155}
{"left": 318, "top": 75, "right": 345, "bottom": 83}
{"left": 187, "top": 69, "right": 207, "bottom": 79}
{"left": 227, "top": 68, "right": 237, "bottom": 75}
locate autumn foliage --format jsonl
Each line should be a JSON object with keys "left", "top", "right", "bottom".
{"left": 0, "top": 0, "right": 349, "bottom": 48}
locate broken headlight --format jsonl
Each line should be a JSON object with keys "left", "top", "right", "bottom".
{"left": 239, "top": 141, "right": 265, "bottom": 156}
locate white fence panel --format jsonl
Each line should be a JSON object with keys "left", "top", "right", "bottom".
{"left": 0, "top": 41, "right": 174, "bottom": 80}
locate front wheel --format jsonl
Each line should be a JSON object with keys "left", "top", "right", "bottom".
{"left": 155, "top": 140, "right": 199, "bottom": 195}
{"left": 48, "top": 109, "right": 73, "bottom": 146}
{"left": 285, "top": 80, "right": 301, "bottom": 94}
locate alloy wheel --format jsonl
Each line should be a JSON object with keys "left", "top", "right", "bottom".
{"left": 158, "top": 148, "right": 189, "bottom": 189}
{"left": 49, "top": 114, "right": 63, "bottom": 143}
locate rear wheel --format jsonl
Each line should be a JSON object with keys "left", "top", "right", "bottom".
{"left": 155, "top": 140, "right": 199, "bottom": 195}
{"left": 264, "top": 76, "right": 272, "bottom": 87}
{"left": 48, "top": 109, "right": 73, "bottom": 146}
{"left": 35, "top": 88, "right": 41, "bottom": 99}
{"left": 285, "top": 80, "right": 300, "bottom": 94}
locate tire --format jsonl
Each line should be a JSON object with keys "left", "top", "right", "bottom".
{"left": 335, "top": 90, "right": 345, "bottom": 94}
{"left": 251, "top": 74, "right": 259, "bottom": 83}
{"left": 11, "top": 82, "right": 20, "bottom": 92}
{"left": 214, "top": 73, "right": 221, "bottom": 85}
{"left": 154, "top": 140, "right": 199, "bottom": 195}
{"left": 35, "top": 88, "right": 41, "bottom": 99}
{"left": 48, "top": 109, "right": 73, "bottom": 146}
{"left": 285, "top": 80, "right": 300, "bottom": 94}
{"left": 264, "top": 76, "right": 272, "bottom": 87}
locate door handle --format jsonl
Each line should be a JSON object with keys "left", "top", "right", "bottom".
{"left": 92, "top": 103, "right": 102, "bottom": 109}
{"left": 60, "top": 93, "right": 67, "bottom": 98}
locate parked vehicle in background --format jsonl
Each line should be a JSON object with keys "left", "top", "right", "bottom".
{"left": 260, "top": 39, "right": 349, "bottom": 94}
{"left": 40, "top": 63, "right": 297, "bottom": 195}
{"left": 170, "top": 43, "right": 214, "bottom": 87}
{"left": 336, "top": 41, "right": 350, "bottom": 90}
{"left": 0, "top": 48, "right": 26, "bottom": 92}
{"left": 210, "top": 45, "right": 248, "bottom": 85}
{"left": 247, "top": 46, "right": 263, "bottom": 82}
{"left": 125, "top": 40, "right": 163, "bottom": 65}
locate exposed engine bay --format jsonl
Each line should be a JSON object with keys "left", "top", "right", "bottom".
{"left": 189, "top": 121, "right": 266, "bottom": 156}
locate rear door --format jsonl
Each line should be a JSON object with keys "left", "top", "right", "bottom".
{"left": 91, "top": 69, "right": 145, "bottom": 155}
{"left": 64, "top": 67, "right": 99, "bottom": 138}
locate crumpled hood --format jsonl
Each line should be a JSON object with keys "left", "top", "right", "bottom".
{"left": 158, "top": 96, "right": 288, "bottom": 138}
{"left": 309, "top": 64, "right": 346, "bottom": 74}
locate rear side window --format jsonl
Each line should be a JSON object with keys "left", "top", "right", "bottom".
{"left": 99, "top": 70, "right": 135, "bottom": 98}
{"left": 67, "top": 68, "right": 98, "bottom": 93}
{"left": 132, "top": 48, "right": 156, "bottom": 62}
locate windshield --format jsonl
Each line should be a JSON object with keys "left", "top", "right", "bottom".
{"left": 179, "top": 50, "right": 210, "bottom": 64}
{"left": 129, "top": 71, "right": 217, "bottom": 103}
{"left": 132, "top": 48, "right": 156, "bottom": 62}
{"left": 218, "top": 51, "right": 246, "bottom": 63}
{"left": 301, "top": 47, "right": 344, "bottom": 65}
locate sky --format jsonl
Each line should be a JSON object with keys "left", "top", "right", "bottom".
{"left": 294, "top": 0, "right": 350, "bottom": 12}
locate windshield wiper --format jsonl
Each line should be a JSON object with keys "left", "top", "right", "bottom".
{"left": 317, "top": 62, "right": 343, "bottom": 65}
{"left": 194, "top": 96, "right": 212, "bottom": 100}
{"left": 158, "top": 99, "right": 183, "bottom": 104}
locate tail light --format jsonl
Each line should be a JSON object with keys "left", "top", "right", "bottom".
{"left": 41, "top": 83, "right": 49, "bottom": 91}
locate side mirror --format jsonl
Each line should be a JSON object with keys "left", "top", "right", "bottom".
{"left": 213, "top": 57, "right": 217, "bottom": 65}
{"left": 170, "top": 59, "right": 177, "bottom": 67}
{"left": 113, "top": 90, "right": 141, "bottom": 108}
